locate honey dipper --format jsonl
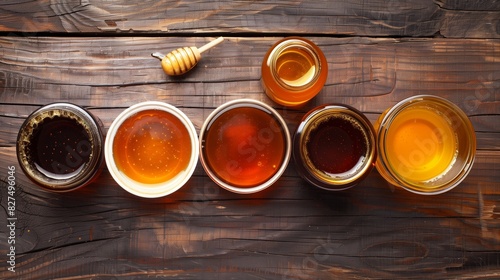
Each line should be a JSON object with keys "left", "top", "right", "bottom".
{"left": 152, "top": 37, "right": 224, "bottom": 76}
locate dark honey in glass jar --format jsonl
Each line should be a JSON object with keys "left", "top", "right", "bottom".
{"left": 294, "top": 104, "right": 376, "bottom": 190}
{"left": 17, "top": 103, "right": 104, "bottom": 192}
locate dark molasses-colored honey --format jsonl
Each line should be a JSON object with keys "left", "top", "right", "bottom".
{"left": 305, "top": 114, "right": 369, "bottom": 176}
{"left": 17, "top": 103, "right": 104, "bottom": 191}
{"left": 294, "top": 104, "right": 376, "bottom": 191}
{"left": 29, "top": 116, "right": 92, "bottom": 178}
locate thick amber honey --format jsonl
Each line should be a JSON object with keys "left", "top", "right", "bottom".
{"left": 202, "top": 106, "right": 287, "bottom": 188}
{"left": 113, "top": 109, "right": 191, "bottom": 184}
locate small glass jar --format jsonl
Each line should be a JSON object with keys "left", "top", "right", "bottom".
{"left": 105, "top": 101, "right": 199, "bottom": 198}
{"left": 293, "top": 104, "right": 377, "bottom": 191}
{"left": 375, "top": 95, "right": 476, "bottom": 195}
{"left": 199, "top": 99, "right": 291, "bottom": 194}
{"left": 261, "top": 37, "right": 328, "bottom": 108}
{"left": 16, "top": 103, "right": 104, "bottom": 192}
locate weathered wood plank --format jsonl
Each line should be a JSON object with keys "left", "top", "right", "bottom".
{"left": 0, "top": 34, "right": 499, "bottom": 279}
{"left": 0, "top": 0, "right": 498, "bottom": 38}
{"left": 0, "top": 0, "right": 498, "bottom": 276}
{"left": 1, "top": 36, "right": 498, "bottom": 145}
{"left": 0, "top": 149, "right": 499, "bottom": 279}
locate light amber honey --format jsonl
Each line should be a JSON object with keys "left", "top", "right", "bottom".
{"left": 261, "top": 37, "right": 328, "bottom": 107}
{"left": 275, "top": 47, "right": 317, "bottom": 87}
{"left": 113, "top": 109, "right": 191, "bottom": 184}
{"left": 385, "top": 107, "right": 457, "bottom": 182}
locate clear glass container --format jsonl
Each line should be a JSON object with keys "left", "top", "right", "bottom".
{"left": 294, "top": 104, "right": 377, "bottom": 191}
{"left": 375, "top": 95, "right": 476, "bottom": 195}
{"left": 16, "top": 103, "right": 104, "bottom": 192}
{"left": 199, "top": 99, "right": 291, "bottom": 194}
{"left": 261, "top": 37, "right": 328, "bottom": 108}
{"left": 105, "top": 101, "right": 199, "bottom": 198}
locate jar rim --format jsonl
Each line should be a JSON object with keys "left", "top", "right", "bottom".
{"left": 268, "top": 38, "right": 322, "bottom": 91}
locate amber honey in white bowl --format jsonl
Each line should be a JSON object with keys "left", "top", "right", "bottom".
{"left": 112, "top": 109, "right": 192, "bottom": 184}
{"left": 105, "top": 101, "right": 198, "bottom": 198}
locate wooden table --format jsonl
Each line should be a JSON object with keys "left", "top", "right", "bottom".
{"left": 1, "top": 1, "right": 499, "bottom": 279}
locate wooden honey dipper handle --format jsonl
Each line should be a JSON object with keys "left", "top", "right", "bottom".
{"left": 152, "top": 37, "right": 224, "bottom": 76}
{"left": 198, "top": 36, "right": 224, "bottom": 53}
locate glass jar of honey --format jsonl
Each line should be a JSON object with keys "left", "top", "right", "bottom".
{"left": 199, "top": 99, "right": 291, "bottom": 194}
{"left": 375, "top": 95, "right": 476, "bottom": 195}
{"left": 294, "top": 104, "right": 377, "bottom": 190}
{"left": 261, "top": 37, "right": 328, "bottom": 108}
{"left": 16, "top": 103, "right": 104, "bottom": 192}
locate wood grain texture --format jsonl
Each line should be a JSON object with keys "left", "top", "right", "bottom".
{"left": 0, "top": 0, "right": 499, "bottom": 38}
{"left": 0, "top": 33, "right": 499, "bottom": 279}
{"left": 0, "top": 36, "right": 498, "bottom": 145}
{"left": 1, "top": 0, "right": 499, "bottom": 278}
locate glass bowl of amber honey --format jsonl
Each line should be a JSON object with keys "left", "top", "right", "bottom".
{"left": 199, "top": 99, "right": 291, "bottom": 194}
{"left": 293, "top": 104, "right": 377, "bottom": 191}
{"left": 105, "top": 101, "right": 198, "bottom": 198}
{"left": 375, "top": 95, "right": 476, "bottom": 195}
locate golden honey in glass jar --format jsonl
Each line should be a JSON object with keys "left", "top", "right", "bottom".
{"left": 261, "top": 37, "right": 328, "bottom": 108}
{"left": 375, "top": 95, "right": 476, "bottom": 195}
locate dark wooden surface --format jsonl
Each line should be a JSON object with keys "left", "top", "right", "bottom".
{"left": 1, "top": 1, "right": 499, "bottom": 279}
